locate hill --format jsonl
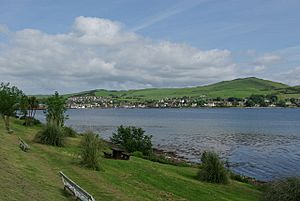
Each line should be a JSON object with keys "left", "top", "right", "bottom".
{"left": 35, "top": 77, "right": 300, "bottom": 100}
{"left": 0, "top": 119, "right": 262, "bottom": 201}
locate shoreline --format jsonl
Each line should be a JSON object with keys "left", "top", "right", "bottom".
{"left": 151, "top": 147, "right": 268, "bottom": 185}
{"left": 66, "top": 106, "right": 300, "bottom": 110}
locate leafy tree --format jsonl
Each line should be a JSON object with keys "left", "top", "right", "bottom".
{"left": 35, "top": 91, "right": 67, "bottom": 146}
{"left": 245, "top": 99, "right": 255, "bottom": 107}
{"left": 45, "top": 91, "right": 67, "bottom": 127}
{"left": 214, "top": 97, "right": 222, "bottom": 101}
{"left": 266, "top": 94, "right": 278, "bottom": 103}
{"left": 111, "top": 125, "right": 153, "bottom": 155}
{"left": 290, "top": 98, "right": 300, "bottom": 107}
{"left": 19, "top": 95, "right": 29, "bottom": 118}
{"left": 276, "top": 100, "right": 286, "bottom": 107}
{"left": 198, "top": 151, "right": 229, "bottom": 184}
{"left": 196, "top": 99, "right": 206, "bottom": 107}
{"left": 248, "top": 94, "right": 266, "bottom": 106}
{"left": 19, "top": 95, "right": 39, "bottom": 126}
{"left": 0, "top": 82, "right": 23, "bottom": 133}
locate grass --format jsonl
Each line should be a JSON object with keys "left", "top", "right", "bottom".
{"left": 0, "top": 119, "right": 262, "bottom": 201}
{"left": 35, "top": 77, "right": 300, "bottom": 100}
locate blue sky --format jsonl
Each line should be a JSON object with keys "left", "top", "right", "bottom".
{"left": 0, "top": 0, "right": 299, "bottom": 93}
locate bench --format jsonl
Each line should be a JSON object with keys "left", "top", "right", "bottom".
{"left": 18, "top": 137, "right": 30, "bottom": 152}
{"left": 59, "top": 171, "right": 95, "bottom": 201}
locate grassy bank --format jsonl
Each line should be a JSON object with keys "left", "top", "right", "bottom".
{"left": 0, "top": 119, "right": 262, "bottom": 201}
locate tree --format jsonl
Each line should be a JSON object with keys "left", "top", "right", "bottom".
{"left": 45, "top": 91, "right": 67, "bottom": 127}
{"left": 245, "top": 99, "right": 255, "bottom": 107}
{"left": 248, "top": 94, "right": 266, "bottom": 106}
{"left": 276, "top": 100, "right": 286, "bottom": 107}
{"left": 35, "top": 91, "right": 67, "bottom": 146}
{"left": 20, "top": 95, "right": 39, "bottom": 126}
{"left": 266, "top": 94, "right": 278, "bottom": 104}
{"left": 0, "top": 82, "right": 23, "bottom": 133}
{"left": 111, "top": 125, "right": 153, "bottom": 155}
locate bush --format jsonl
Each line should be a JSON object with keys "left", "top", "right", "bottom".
{"left": 80, "top": 131, "right": 101, "bottom": 171}
{"left": 63, "top": 126, "right": 77, "bottom": 137}
{"left": 110, "top": 125, "right": 152, "bottom": 155}
{"left": 35, "top": 123, "right": 65, "bottom": 147}
{"left": 132, "top": 151, "right": 144, "bottom": 158}
{"left": 262, "top": 177, "right": 300, "bottom": 201}
{"left": 198, "top": 151, "right": 229, "bottom": 184}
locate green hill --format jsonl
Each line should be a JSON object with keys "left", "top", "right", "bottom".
{"left": 36, "top": 77, "right": 299, "bottom": 100}
{"left": 0, "top": 119, "right": 262, "bottom": 201}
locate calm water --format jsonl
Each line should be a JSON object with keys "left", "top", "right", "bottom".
{"left": 36, "top": 108, "right": 300, "bottom": 181}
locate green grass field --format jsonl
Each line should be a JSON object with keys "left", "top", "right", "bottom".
{"left": 35, "top": 77, "right": 300, "bottom": 100}
{"left": 0, "top": 119, "right": 262, "bottom": 201}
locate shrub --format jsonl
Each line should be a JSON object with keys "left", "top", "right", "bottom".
{"left": 198, "top": 151, "right": 229, "bottom": 184}
{"left": 80, "top": 131, "right": 101, "bottom": 171}
{"left": 262, "top": 177, "right": 300, "bottom": 201}
{"left": 132, "top": 151, "right": 144, "bottom": 158}
{"left": 63, "top": 126, "right": 77, "bottom": 137}
{"left": 110, "top": 125, "right": 152, "bottom": 155}
{"left": 35, "top": 123, "right": 65, "bottom": 147}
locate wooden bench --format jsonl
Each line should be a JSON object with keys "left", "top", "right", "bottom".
{"left": 59, "top": 171, "right": 95, "bottom": 201}
{"left": 18, "top": 137, "right": 30, "bottom": 152}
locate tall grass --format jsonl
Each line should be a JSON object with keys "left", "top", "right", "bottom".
{"left": 34, "top": 123, "right": 65, "bottom": 147}
{"left": 262, "top": 177, "right": 300, "bottom": 201}
{"left": 198, "top": 151, "right": 229, "bottom": 184}
{"left": 80, "top": 131, "right": 101, "bottom": 171}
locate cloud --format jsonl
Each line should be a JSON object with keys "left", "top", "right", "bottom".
{"left": 244, "top": 54, "right": 282, "bottom": 74}
{"left": 0, "top": 25, "right": 9, "bottom": 33}
{"left": 276, "top": 66, "right": 300, "bottom": 86}
{"left": 255, "top": 54, "right": 282, "bottom": 65}
{"left": 72, "top": 16, "right": 138, "bottom": 45}
{"left": 132, "top": 0, "right": 209, "bottom": 31}
{"left": 0, "top": 16, "right": 237, "bottom": 94}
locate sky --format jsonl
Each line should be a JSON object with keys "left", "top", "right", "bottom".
{"left": 0, "top": 0, "right": 299, "bottom": 94}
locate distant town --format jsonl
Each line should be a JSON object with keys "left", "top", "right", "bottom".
{"left": 65, "top": 95, "right": 300, "bottom": 109}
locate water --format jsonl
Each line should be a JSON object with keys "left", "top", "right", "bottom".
{"left": 36, "top": 108, "right": 300, "bottom": 181}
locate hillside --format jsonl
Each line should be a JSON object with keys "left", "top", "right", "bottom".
{"left": 35, "top": 77, "right": 300, "bottom": 100}
{"left": 0, "top": 119, "right": 262, "bottom": 201}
